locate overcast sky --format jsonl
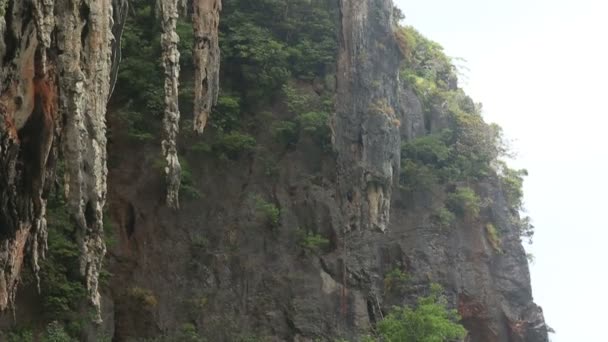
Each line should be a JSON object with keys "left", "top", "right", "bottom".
{"left": 393, "top": 0, "right": 608, "bottom": 340}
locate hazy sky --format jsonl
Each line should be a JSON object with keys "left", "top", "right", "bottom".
{"left": 393, "top": 0, "right": 608, "bottom": 340}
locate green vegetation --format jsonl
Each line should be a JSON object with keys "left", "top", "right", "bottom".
{"left": 485, "top": 223, "right": 502, "bottom": 252}
{"left": 372, "top": 284, "right": 467, "bottom": 342}
{"left": 431, "top": 206, "right": 456, "bottom": 229}
{"left": 253, "top": 195, "right": 280, "bottom": 227}
{"left": 396, "top": 22, "right": 533, "bottom": 240}
{"left": 209, "top": 95, "right": 242, "bottom": 132}
{"left": 112, "top": 1, "right": 163, "bottom": 142}
{"left": 179, "top": 157, "right": 202, "bottom": 200}
{"left": 271, "top": 120, "right": 299, "bottom": 146}
{"left": 446, "top": 186, "right": 482, "bottom": 218}
{"left": 4, "top": 322, "right": 78, "bottom": 342}
{"left": 384, "top": 268, "right": 410, "bottom": 292}
{"left": 212, "top": 131, "right": 257, "bottom": 159}
{"left": 37, "top": 185, "right": 89, "bottom": 338}
{"left": 297, "top": 230, "right": 330, "bottom": 254}
{"left": 271, "top": 84, "right": 332, "bottom": 149}
{"left": 42, "top": 322, "right": 75, "bottom": 342}
{"left": 6, "top": 328, "right": 34, "bottom": 342}
{"left": 128, "top": 286, "right": 159, "bottom": 309}
{"left": 221, "top": 0, "right": 338, "bottom": 102}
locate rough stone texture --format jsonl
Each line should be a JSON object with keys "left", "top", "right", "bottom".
{"left": 55, "top": 0, "right": 116, "bottom": 322}
{"left": 334, "top": 0, "right": 402, "bottom": 233}
{"left": 0, "top": 0, "right": 56, "bottom": 311}
{"left": 192, "top": 0, "right": 221, "bottom": 134}
{"left": 0, "top": 0, "right": 126, "bottom": 321}
{"left": 0, "top": 1, "right": 548, "bottom": 341}
{"left": 384, "top": 179, "right": 549, "bottom": 342}
{"left": 159, "top": 0, "right": 183, "bottom": 209}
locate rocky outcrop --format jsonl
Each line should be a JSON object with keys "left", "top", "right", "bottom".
{"left": 1, "top": 0, "right": 547, "bottom": 341}
{"left": 192, "top": 0, "right": 221, "bottom": 134}
{"left": 55, "top": 0, "right": 115, "bottom": 322}
{"left": 335, "top": 0, "right": 402, "bottom": 233}
{"left": 0, "top": 0, "right": 125, "bottom": 320}
{"left": 159, "top": 0, "right": 183, "bottom": 209}
{"left": 0, "top": 0, "right": 224, "bottom": 319}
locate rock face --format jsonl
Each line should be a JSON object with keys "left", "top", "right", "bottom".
{"left": 0, "top": 0, "right": 123, "bottom": 317}
{"left": 159, "top": 0, "right": 183, "bottom": 209}
{"left": 335, "top": 0, "right": 401, "bottom": 233}
{"left": 0, "top": 0, "right": 224, "bottom": 320}
{"left": 0, "top": 0, "right": 548, "bottom": 341}
{"left": 192, "top": 0, "right": 221, "bottom": 134}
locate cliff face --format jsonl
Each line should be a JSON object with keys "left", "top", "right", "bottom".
{"left": 0, "top": 0, "right": 122, "bottom": 318}
{"left": 0, "top": 0, "right": 547, "bottom": 341}
{"left": 0, "top": 0, "right": 220, "bottom": 325}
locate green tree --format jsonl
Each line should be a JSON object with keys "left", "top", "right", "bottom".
{"left": 375, "top": 285, "right": 467, "bottom": 342}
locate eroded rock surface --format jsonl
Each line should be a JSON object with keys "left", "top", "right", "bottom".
{"left": 334, "top": 0, "right": 402, "bottom": 233}
{"left": 1, "top": 1, "right": 547, "bottom": 341}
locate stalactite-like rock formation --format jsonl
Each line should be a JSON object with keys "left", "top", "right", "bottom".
{"left": 159, "top": 0, "right": 222, "bottom": 207}
{"left": 159, "top": 0, "right": 183, "bottom": 209}
{"left": 0, "top": 0, "right": 125, "bottom": 321}
{"left": 0, "top": 0, "right": 223, "bottom": 319}
{"left": 55, "top": 0, "right": 115, "bottom": 322}
{"left": 192, "top": 0, "right": 221, "bottom": 134}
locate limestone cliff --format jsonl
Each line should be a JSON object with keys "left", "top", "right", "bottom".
{"left": 0, "top": 0, "right": 548, "bottom": 341}
{"left": 0, "top": 0, "right": 221, "bottom": 322}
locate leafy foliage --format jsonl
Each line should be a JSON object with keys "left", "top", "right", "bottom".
{"left": 374, "top": 284, "right": 467, "bottom": 342}
{"left": 212, "top": 131, "right": 257, "bottom": 159}
{"left": 271, "top": 84, "right": 332, "bottom": 149}
{"left": 485, "top": 223, "right": 502, "bottom": 252}
{"left": 112, "top": 1, "right": 164, "bottom": 141}
{"left": 6, "top": 328, "right": 34, "bottom": 342}
{"left": 397, "top": 23, "right": 534, "bottom": 240}
{"left": 297, "top": 230, "right": 330, "bottom": 254}
{"left": 179, "top": 157, "right": 202, "bottom": 200}
{"left": 446, "top": 186, "right": 482, "bottom": 218}
{"left": 128, "top": 287, "right": 159, "bottom": 309}
{"left": 210, "top": 95, "right": 242, "bottom": 132}
{"left": 384, "top": 268, "right": 410, "bottom": 292}
{"left": 271, "top": 120, "right": 299, "bottom": 146}
{"left": 39, "top": 191, "right": 86, "bottom": 327}
{"left": 253, "top": 195, "right": 280, "bottom": 227}
{"left": 42, "top": 322, "right": 75, "bottom": 342}
{"left": 221, "top": 0, "right": 338, "bottom": 102}
{"left": 431, "top": 206, "right": 456, "bottom": 229}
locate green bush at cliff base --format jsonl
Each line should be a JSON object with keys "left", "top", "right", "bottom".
{"left": 373, "top": 284, "right": 467, "bottom": 342}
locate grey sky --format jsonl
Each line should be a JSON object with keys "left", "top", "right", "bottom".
{"left": 393, "top": 0, "right": 608, "bottom": 340}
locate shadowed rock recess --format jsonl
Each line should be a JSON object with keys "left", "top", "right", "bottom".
{"left": 0, "top": 0, "right": 548, "bottom": 341}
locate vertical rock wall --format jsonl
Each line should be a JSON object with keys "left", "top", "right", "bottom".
{"left": 334, "top": 0, "right": 402, "bottom": 233}
{"left": 0, "top": 0, "right": 124, "bottom": 320}
{"left": 0, "top": 0, "right": 223, "bottom": 319}
{"left": 55, "top": 0, "right": 115, "bottom": 321}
